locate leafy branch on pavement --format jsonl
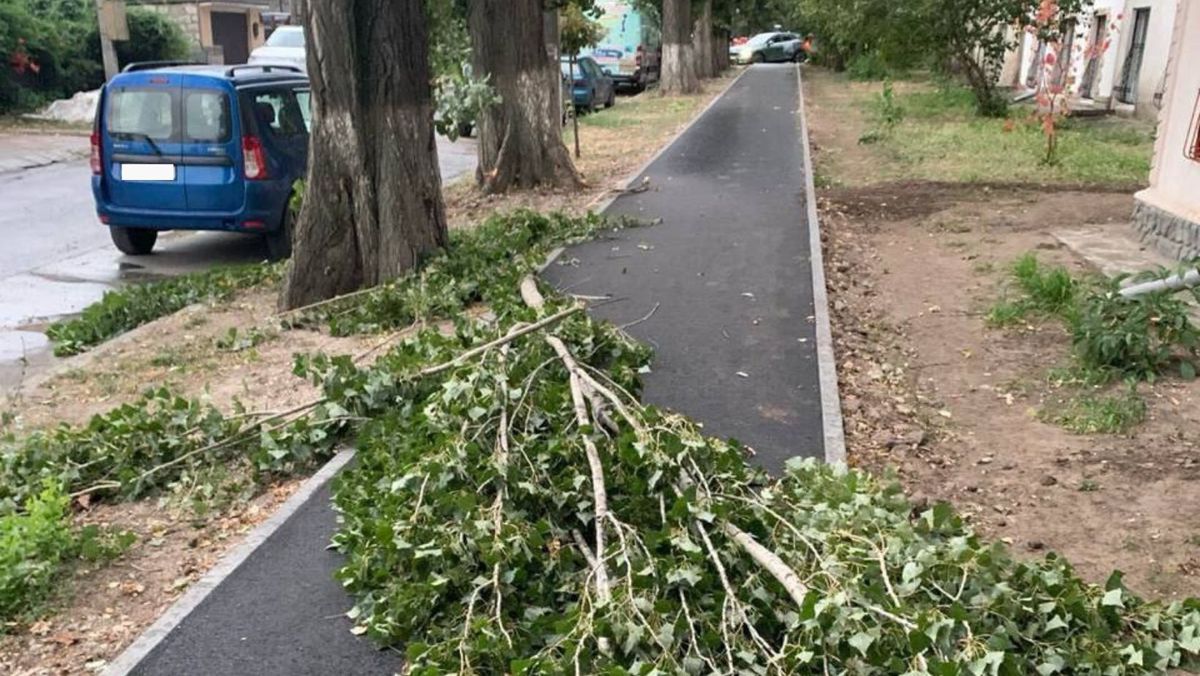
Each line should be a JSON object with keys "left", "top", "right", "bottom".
{"left": 328, "top": 268, "right": 1200, "bottom": 673}
{"left": 45, "top": 263, "right": 283, "bottom": 357}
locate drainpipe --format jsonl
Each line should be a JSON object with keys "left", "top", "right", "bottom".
{"left": 1119, "top": 268, "right": 1200, "bottom": 297}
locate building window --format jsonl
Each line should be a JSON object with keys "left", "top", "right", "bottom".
{"left": 1115, "top": 8, "right": 1151, "bottom": 105}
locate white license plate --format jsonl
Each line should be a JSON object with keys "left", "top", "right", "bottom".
{"left": 120, "top": 163, "right": 176, "bottom": 181}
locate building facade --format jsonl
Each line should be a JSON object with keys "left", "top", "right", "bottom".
{"left": 1002, "top": 0, "right": 1179, "bottom": 118}
{"left": 133, "top": 1, "right": 276, "bottom": 65}
{"left": 1132, "top": 0, "right": 1200, "bottom": 259}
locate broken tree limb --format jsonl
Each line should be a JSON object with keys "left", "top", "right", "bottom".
{"left": 721, "top": 522, "right": 810, "bottom": 610}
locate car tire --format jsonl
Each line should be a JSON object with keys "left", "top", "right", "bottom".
{"left": 752, "top": 52, "right": 764, "bottom": 64}
{"left": 110, "top": 226, "right": 157, "bottom": 256}
{"left": 265, "top": 204, "right": 294, "bottom": 261}
{"left": 605, "top": 89, "right": 615, "bottom": 108}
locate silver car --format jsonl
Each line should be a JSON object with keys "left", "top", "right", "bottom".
{"left": 248, "top": 26, "right": 306, "bottom": 71}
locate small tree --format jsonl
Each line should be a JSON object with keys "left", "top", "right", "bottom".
{"left": 560, "top": 2, "right": 604, "bottom": 158}
{"left": 1028, "top": 0, "right": 1115, "bottom": 165}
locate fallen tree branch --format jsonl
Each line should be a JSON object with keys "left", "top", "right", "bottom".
{"left": 721, "top": 522, "right": 810, "bottom": 610}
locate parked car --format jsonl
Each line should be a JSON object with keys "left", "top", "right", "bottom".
{"left": 248, "top": 26, "right": 306, "bottom": 72}
{"left": 729, "top": 36, "right": 749, "bottom": 58}
{"left": 91, "top": 62, "right": 311, "bottom": 259}
{"left": 734, "top": 32, "right": 804, "bottom": 64}
{"left": 560, "top": 56, "right": 615, "bottom": 113}
{"left": 591, "top": 0, "right": 660, "bottom": 91}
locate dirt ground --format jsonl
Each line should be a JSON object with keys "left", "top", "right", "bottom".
{"left": 0, "top": 77, "right": 738, "bottom": 675}
{"left": 806, "top": 68, "right": 1200, "bottom": 600}
{"left": 444, "top": 74, "right": 735, "bottom": 228}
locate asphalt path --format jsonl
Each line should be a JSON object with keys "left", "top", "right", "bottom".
{"left": 545, "top": 63, "right": 824, "bottom": 472}
{"left": 116, "top": 64, "right": 823, "bottom": 674}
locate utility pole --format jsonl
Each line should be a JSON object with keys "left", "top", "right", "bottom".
{"left": 94, "top": 0, "right": 120, "bottom": 80}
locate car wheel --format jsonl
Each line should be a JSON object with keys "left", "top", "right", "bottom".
{"left": 110, "top": 226, "right": 157, "bottom": 255}
{"left": 605, "top": 89, "right": 615, "bottom": 108}
{"left": 751, "top": 52, "right": 764, "bottom": 64}
{"left": 265, "top": 203, "right": 295, "bottom": 261}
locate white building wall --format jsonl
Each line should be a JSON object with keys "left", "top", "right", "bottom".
{"left": 1110, "top": 0, "right": 1179, "bottom": 115}
{"left": 1132, "top": 0, "right": 1200, "bottom": 259}
{"left": 1003, "top": 0, "right": 1178, "bottom": 118}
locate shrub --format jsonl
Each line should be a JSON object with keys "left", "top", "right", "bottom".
{"left": 0, "top": 484, "right": 73, "bottom": 622}
{"left": 1071, "top": 277, "right": 1200, "bottom": 381}
{"left": 86, "top": 8, "right": 189, "bottom": 72}
{"left": 846, "top": 51, "right": 891, "bottom": 81}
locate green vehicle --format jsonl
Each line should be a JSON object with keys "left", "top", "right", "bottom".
{"left": 734, "top": 31, "right": 804, "bottom": 65}
{"left": 590, "top": 0, "right": 660, "bottom": 91}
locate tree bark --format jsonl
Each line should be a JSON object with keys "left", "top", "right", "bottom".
{"left": 661, "top": 0, "right": 699, "bottom": 95}
{"left": 712, "top": 27, "right": 728, "bottom": 74}
{"left": 281, "top": 0, "right": 447, "bottom": 309}
{"left": 692, "top": 0, "right": 714, "bottom": 80}
{"left": 468, "top": 0, "right": 582, "bottom": 193}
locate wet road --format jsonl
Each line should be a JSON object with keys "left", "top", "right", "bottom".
{"left": 0, "top": 136, "right": 477, "bottom": 392}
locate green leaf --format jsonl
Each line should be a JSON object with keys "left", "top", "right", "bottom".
{"left": 848, "top": 631, "right": 875, "bottom": 656}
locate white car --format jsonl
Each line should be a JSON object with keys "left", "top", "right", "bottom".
{"left": 248, "top": 26, "right": 306, "bottom": 71}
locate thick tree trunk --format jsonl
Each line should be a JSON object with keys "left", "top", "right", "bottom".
{"left": 469, "top": 0, "right": 582, "bottom": 193}
{"left": 281, "top": 0, "right": 447, "bottom": 309}
{"left": 661, "top": 0, "right": 699, "bottom": 95}
{"left": 692, "top": 0, "right": 714, "bottom": 80}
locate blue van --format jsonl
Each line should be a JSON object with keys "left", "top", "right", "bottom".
{"left": 91, "top": 62, "right": 311, "bottom": 259}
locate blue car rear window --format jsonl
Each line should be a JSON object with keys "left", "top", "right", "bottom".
{"left": 108, "top": 88, "right": 175, "bottom": 140}
{"left": 107, "top": 86, "right": 232, "bottom": 143}
{"left": 184, "top": 90, "right": 231, "bottom": 142}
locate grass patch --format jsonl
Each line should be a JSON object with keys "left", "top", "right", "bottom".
{"left": 1041, "top": 387, "right": 1147, "bottom": 435}
{"left": 851, "top": 79, "right": 1154, "bottom": 186}
{"left": 989, "top": 253, "right": 1200, "bottom": 432}
{"left": 986, "top": 254, "right": 1080, "bottom": 326}
{"left": 46, "top": 264, "right": 283, "bottom": 357}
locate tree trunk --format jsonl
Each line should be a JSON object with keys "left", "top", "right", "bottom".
{"left": 468, "top": 0, "right": 582, "bottom": 193}
{"left": 712, "top": 27, "right": 728, "bottom": 74}
{"left": 692, "top": 0, "right": 714, "bottom": 80}
{"left": 281, "top": 0, "right": 447, "bottom": 309}
{"left": 661, "top": 0, "right": 699, "bottom": 95}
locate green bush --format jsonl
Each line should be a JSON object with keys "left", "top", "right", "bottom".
{"left": 0, "top": 484, "right": 73, "bottom": 622}
{"left": 1072, "top": 277, "right": 1200, "bottom": 381}
{"left": 846, "top": 51, "right": 892, "bottom": 81}
{"left": 86, "top": 8, "right": 189, "bottom": 72}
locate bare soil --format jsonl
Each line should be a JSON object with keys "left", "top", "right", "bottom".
{"left": 807, "top": 69, "right": 1200, "bottom": 600}
{"left": 0, "top": 76, "right": 738, "bottom": 674}
{"left": 444, "top": 75, "right": 736, "bottom": 228}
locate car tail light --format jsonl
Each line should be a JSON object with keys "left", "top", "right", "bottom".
{"left": 242, "top": 135, "right": 269, "bottom": 180}
{"left": 90, "top": 132, "right": 102, "bottom": 175}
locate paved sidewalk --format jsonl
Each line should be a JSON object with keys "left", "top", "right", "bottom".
{"left": 546, "top": 64, "right": 825, "bottom": 473}
{"left": 0, "top": 133, "right": 88, "bottom": 174}
{"left": 109, "top": 65, "right": 828, "bottom": 674}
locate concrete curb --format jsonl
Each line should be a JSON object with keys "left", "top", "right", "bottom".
{"left": 794, "top": 64, "right": 848, "bottom": 468}
{"left": 102, "top": 449, "right": 358, "bottom": 676}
